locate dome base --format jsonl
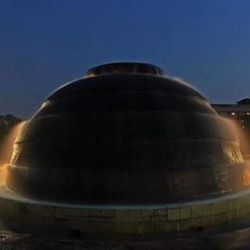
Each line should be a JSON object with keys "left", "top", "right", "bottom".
{"left": 1, "top": 184, "right": 250, "bottom": 237}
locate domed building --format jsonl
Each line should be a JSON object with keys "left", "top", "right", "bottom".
{"left": 1, "top": 62, "right": 250, "bottom": 237}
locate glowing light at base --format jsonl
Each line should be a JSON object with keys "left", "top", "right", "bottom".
{"left": 220, "top": 117, "right": 244, "bottom": 163}
{"left": 222, "top": 117, "right": 250, "bottom": 186}
{"left": 0, "top": 122, "right": 26, "bottom": 186}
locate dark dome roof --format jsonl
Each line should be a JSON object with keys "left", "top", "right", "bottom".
{"left": 7, "top": 63, "right": 249, "bottom": 204}
{"left": 84, "top": 62, "right": 164, "bottom": 78}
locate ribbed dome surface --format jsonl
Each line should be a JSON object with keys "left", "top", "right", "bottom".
{"left": 6, "top": 63, "right": 250, "bottom": 204}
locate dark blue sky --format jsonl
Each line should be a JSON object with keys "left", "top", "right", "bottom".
{"left": 1, "top": 0, "right": 250, "bottom": 117}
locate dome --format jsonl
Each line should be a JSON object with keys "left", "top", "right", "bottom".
{"left": 6, "top": 62, "right": 249, "bottom": 204}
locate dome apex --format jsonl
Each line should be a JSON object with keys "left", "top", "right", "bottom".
{"left": 84, "top": 62, "right": 164, "bottom": 78}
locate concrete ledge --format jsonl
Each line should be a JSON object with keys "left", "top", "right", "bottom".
{"left": 1, "top": 188, "right": 250, "bottom": 235}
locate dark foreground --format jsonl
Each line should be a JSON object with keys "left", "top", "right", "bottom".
{"left": 3, "top": 211, "right": 250, "bottom": 250}
{"left": 2, "top": 226, "right": 250, "bottom": 250}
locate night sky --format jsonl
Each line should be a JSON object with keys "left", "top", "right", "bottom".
{"left": 1, "top": 0, "right": 250, "bottom": 117}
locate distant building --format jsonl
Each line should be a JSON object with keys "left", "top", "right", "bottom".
{"left": 212, "top": 98, "right": 250, "bottom": 120}
{"left": 212, "top": 99, "right": 250, "bottom": 155}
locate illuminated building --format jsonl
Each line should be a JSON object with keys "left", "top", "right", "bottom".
{"left": 212, "top": 99, "right": 250, "bottom": 118}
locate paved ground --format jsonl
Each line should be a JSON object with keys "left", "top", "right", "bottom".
{"left": 1, "top": 226, "right": 250, "bottom": 250}
{"left": 2, "top": 214, "right": 250, "bottom": 250}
